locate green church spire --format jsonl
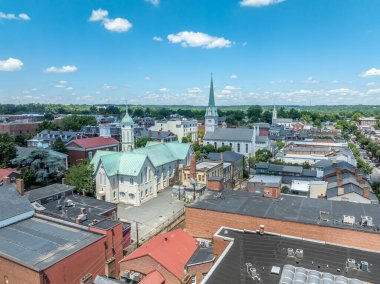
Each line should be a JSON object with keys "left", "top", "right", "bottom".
{"left": 208, "top": 73, "right": 215, "bottom": 108}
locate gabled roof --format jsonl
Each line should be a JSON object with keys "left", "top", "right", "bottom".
{"left": 120, "top": 229, "right": 198, "bottom": 280}
{"left": 133, "top": 142, "right": 191, "bottom": 167}
{"left": 91, "top": 151, "right": 149, "bottom": 177}
{"left": 25, "top": 183, "right": 74, "bottom": 203}
{"left": 0, "top": 184, "right": 34, "bottom": 227}
{"left": 207, "top": 151, "right": 244, "bottom": 162}
{"left": 67, "top": 137, "right": 119, "bottom": 149}
{"left": 140, "top": 271, "right": 165, "bottom": 284}
{"left": 204, "top": 128, "right": 254, "bottom": 142}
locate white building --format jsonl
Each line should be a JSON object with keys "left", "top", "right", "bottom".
{"left": 91, "top": 108, "right": 193, "bottom": 206}
{"left": 203, "top": 76, "right": 270, "bottom": 157}
{"left": 151, "top": 119, "right": 198, "bottom": 142}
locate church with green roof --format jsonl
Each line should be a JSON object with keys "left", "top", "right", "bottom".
{"left": 91, "top": 106, "right": 193, "bottom": 206}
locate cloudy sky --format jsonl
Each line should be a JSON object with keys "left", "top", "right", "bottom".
{"left": 1, "top": 0, "right": 380, "bottom": 105}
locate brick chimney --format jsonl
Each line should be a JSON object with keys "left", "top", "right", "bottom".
{"left": 16, "top": 179, "right": 24, "bottom": 196}
{"left": 80, "top": 274, "right": 92, "bottom": 284}
{"left": 190, "top": 155, "right": 196, "bottom": 180}
{"left": 3, "top": 176, "right": 10, "bottom": 186}
{"left": 105, "top": 257, "right": 116, "bottom": 278}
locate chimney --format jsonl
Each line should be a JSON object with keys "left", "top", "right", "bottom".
{"left": 3, "top": 176, "right": 10, "bottom": 186}
{"left": 80, "top": 273, "right": 92, "bottom": 284}
{"left": 61, "top": 178, "right": 65, "bottom": 184}
{"left": 259, "top": 224, "right": 265, "bottom": 235}
{"left": 80, "top": 207, "right": 87, "bottom": 214}
{"left": 363, "top": 187, "right": 370, "bottom": 199}
{"left": 16, "top": 179, "right": 25, "bottom": 196}
{"left": 190, "top": 155, "right": 196, "bottom": 179}
{"left": 220, "top": 152, "right": 224, "bottom": 163}
{"left": 105, "top": 257, "right": 117, "bottom": 278}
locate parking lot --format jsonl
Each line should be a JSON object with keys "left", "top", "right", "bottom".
{"left": 117, "top": 187, "right": 184, "bottom": 243}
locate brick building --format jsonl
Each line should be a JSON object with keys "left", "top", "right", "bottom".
{"left": 0, "top": 168, "right": 20, "bottom": 185}
{"left": 66, "top": 136, "right": 119, "bottom": 165}
{"left": 0, "top": 121, "right": 39, "bottom": 136}
{"left": 186, "top": 190, "right": 380, "bottom": 252}
{"left": 119, "top": 229, "right": 214, "bottom": 284}
{"left": 0, "top": 181, "right": 118, "bottom": 284}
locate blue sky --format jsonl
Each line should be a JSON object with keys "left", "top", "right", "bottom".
{"left": 1, "top": 0, "right": 380, "bottom": 106}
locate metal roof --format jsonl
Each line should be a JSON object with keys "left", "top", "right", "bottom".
{"left": 188, "top": 190, "right": 380, "bottom": 234}
{"left": 204, "top": 128, "right": 254, "bottom": 142}
{"left": 186, "top": 246, "right": 214, "bottom": 267}
{"left": 205, "top": 228, "right": 380, "bottom": 284}
{"left": 0, "top": 217, "right": 104, "bottom": 271}
{"left": 207, "top": 151, "right": 244, "bottom": 162}
{"left": 25, "top": 183, "right": 74, "bottom": 203}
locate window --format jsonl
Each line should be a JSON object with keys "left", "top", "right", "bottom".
{"left": 237, "top": 143, "right": 240, "bottom": 152}
{"left": 113, "top": 191, "right": 116, "bottom": 199}
{"left": 121, "top": 177, "right": 124, "bottom": 183}
{"left": 191, "top": 276, "right": 196, "bottom": 284}
{"left": 222, "top": 142, "right": 224, "bottom": 147}
{"left": 214, "top": 142, "right": 217, "bottom": 148}
{"left": 130, "top": 178, "right": 134, "bottom": 185}
{"left": 145, "top": 189, "right": 148, "bottom": 195}
{"left": 88, "top": 151, "right": 93, "bottom": 160}
{"left": 246, "top": 144, "right": 249, "bottom": 153}
{"left": 229, "top": 143, "right": 232, "bottom": 148}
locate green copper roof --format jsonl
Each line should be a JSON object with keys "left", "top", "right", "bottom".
{"left": 91, "top": 142, "right": 191, "bottom": 176}
{"left": 91, "top": 150, "right": 148, "bottom": 176}
{"left": 121, "top": 105, "right": 134, "bottom": 125}
{"left": 205, "top": 75, "right": 218, "bottom": 117}
{"left": 133, "top": 142, "right": 191, "bottom": 168}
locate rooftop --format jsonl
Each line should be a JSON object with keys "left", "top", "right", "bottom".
{"left": 67, "top": 136, "right": 119, "bottom": 149}
{"left": 205, "top": 227, "right": 380, "bottom": 284}
{"left": 188, "top": 190, "right": 380, "bottom": 234}
{"left": 0, "top": 216, "right": 104, "bottom": 271}
{"left": 186, "top": 246, "right": 214, "bottom": 267}
{"left": 26, "top": 183, "right": 75, "bottom": 203}
{"left": 207, "top": 151, "right": 244, "bottom": 162}
{"left": 204, "top": 128, "right": 255, "bottom": 142}
{"left": 121, "top": 229, "right": 198, "bottom": 280}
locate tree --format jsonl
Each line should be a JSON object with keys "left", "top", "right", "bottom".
{"left": 352, "top": 112, "right": 362, "bottom": 122}
{"left": 12, "top": 148, "right": 65, "bottom": 185}
{"left": 252, "top": 149, "right": 273, "bottom": 164}
{"left": 136, "top": 137, "right": 153, "bottom": 148}
{"left": 14, "top": 134, "right": 33, "bottom": 147}
{"left": 181, "top": 134, "right": 192, "bottom": 143}
{"left": 276, "top": 141, "right": 285, "bottom": 149}
{"left": 61, "top": 115, "right": 97, "bottom": 131}
{"left": 37, "top": 120, "right": 59, "bottom": 132}
{"left": 300, "top": 114, "right": 312, "bottom": 124}
{"left": 217, "top": 145, "right": 232, "bottom": 152}
{"left": 0, "top": 134, "right": 17, "bottom": 168}
{"left": 247, "top": 105, "right": 263, "bottom": 120}
{"left": 20, "top": 167, "right": 36, "bottom": 189}
{"left": 65, "top": 160, "right": 95, "bottom": 196}
{"left": 44, "top": 112, "right": 55, "bottom": 121}
{"left": 52, "top": 137, "right": 67, "bottom": 153}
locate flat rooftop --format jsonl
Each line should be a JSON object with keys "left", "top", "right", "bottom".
{"left": 188, "top": 190, "right": 380, "bottom": 234}
{"left": 196, "top": 161, "right": 219, "bottom": 170}
{"left": 205, "top": 227, "right": 380, "bottom": 284}
{"left": 0, "top": 217, "right": 104, "bottom": 271}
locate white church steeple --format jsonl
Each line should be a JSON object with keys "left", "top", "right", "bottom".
{"left": 121, "top": 102, "right": 134, "bottom": 152}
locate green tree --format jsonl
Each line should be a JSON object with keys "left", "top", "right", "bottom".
{"left": 65, "top": 160, "right": 95, "bottom": 196}
{"left": 12, "top": 148, "right": 65, "bottom": 185}
{"left": 61, "top": 115, "right": 97, "bottom": 131}
{"left": 352, "top": 112, "right": 362, "bottom": 122}
{"left": 276, "top": 141, "right": 285, "bottom": 149}
{"left": 37, "top": 120, "right": 59, "bottom": 132}
{"left": 252, "top": 149, "right": 273, "bottom": 164}
{"left": 217, "top": 145, "right": 232, "bottom": 152}
{"left": 136, "top": 137, "right": 153, "bottom": 148}
{"left": 0, "top": 134, "right": 17, "bottom": 168}
{"left": 247, "top": 105, "right": 263, "bottom": 120}
{"left": 20, "top": 167, "right": 36, "bottom": 189}
{"left": 44, "top": 112, "right": 55, "bottom": 121}
{"left": 300, "top": 114, "right": 312, "bottom": 124}
{"left": 14, "top": 134, "right": 33, "bottom": 147}
{"left": 52, "top": 137, "right": 68, "bottom": 153}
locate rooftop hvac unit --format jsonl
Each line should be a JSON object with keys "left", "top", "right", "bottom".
{"left": 361, "top": 261, "right": 369, "bottom": 272}
{"left": 295, "top": 249, "right": 304, "bottom": 259}
{"left": 130, "top": 272, "right": 142, "bottom": 282}
{"left": 346, "top": 258, "right": 356, "bottom": 269}
{"left": 64, "top": 199, "right": 74, "bottom": 207}
{"left": 343, "top": 215, "right": 355, "bottom": 225}
{"left": 77, "top": 214, "right": 87, "bottom": 222}
{"left": 249, "top": 267, "right": 257, "bottom": 278}
{"left": 360, "top": 216, "right": 373, "bottom": 227}
{"left": 122, "top": 270, "right": 130, "bottom": 279}
{"left": 287, "top": 248, "right": 295, "bottom": 257}
{"left": 56, "top": 204, "right": 62, "bottom": 211}
{"left": 319, "top": 211, "right": 330, "bottom": 221}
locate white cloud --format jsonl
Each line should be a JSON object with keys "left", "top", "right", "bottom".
{"left": 367, "top": 82, "right": 376, "bottom": 87}
{"left": 331, "top": 80, "right": 339, "bottom": 84}
{"left": 102, "top": 83, "right": 116, "bottom": 90}
{"left": 240, "top": 0, "right": 285, "bottom": 7}
{"left": 0, "top": 12, "right": 30, "bottom": 21}
{"left": 153, "top": 36, "right": 163, "bottom": 41}
{"left": 146, "top": 0, "right": 160, "bottom": 6}
{"left": 242, "top": 42, "right": 247, "bottom": 47}
{"left": 304, "top": 76, "right": 320, "bottom": 84}
{"left": 360, "top": 68, "right": 380, "bottom": 77}
{"left": 54, "top": 84, "right": 66, "bottom": 88}
{"left": 44, "top": 65, "right": 77, "bottom": 73}
{"left": 144, "top": 76, "right": 151, "bottom": 80}
{"left": 0, "top": 57, "right": 24, "bottom": 71}
{"left": 230, "top": 74, "right": 238, "bottom": 79}
{"left": 103, "top": 18, "right": 132, "bottom": 32}
{"left": 89, "top": 9, "right": 132, "bottom": 33}
{"left": 367, "top": 89, "right": 380, "bottom": 95}
{"left": 187, "top": 87, "right": 202, "bottom": 94}
{"left": 224, "top": 85, "right": 241, "bottom": 90}
{"left": 89, "top": 9, "right": 109, "bottom": 22}
{"left": 66, "top": 87, "right": 74, "bottom": 91}
{"left": 167, "top": 31, "right": 232, "bottom": 49}
{"left": 159, "top": 88, "right": 169, "bottom": 92}
{"left": 58, "top": 80, "right": 68, "bottom": 84}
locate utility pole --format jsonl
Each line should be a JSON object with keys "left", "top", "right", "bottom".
{"left": 136, "top": 221, "right": 139, "bottom": 248}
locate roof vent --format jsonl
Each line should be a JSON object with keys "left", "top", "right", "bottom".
{"left": 360, "top": 216, "right": 373, "bottom": 227}
{"left": 64, "top": 199, "right": 74, "bottom": 207}
{"left": 346, "top": 258, "right": 356, "bottom": 269}
{"left": 319, "top": 211, "right": 330, "bottom": 221}
{"left": 295, "top": 249, "right": 303, "bottom": 259}
{"left": 287, "top": 248, "right": 295, "bottom": 257}
{"left": 343, "top": 215, "right": 355, "bottom": 225}
{"left": 360, "top": 261, "right": 369, "bottom": 272}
